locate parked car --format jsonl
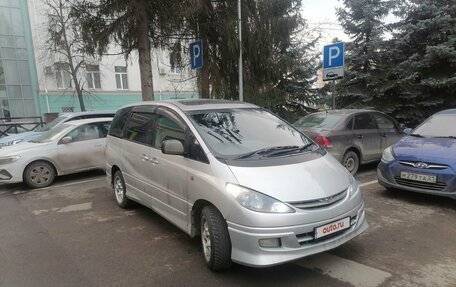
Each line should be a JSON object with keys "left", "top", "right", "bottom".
{"left": 0, "top": 110, "right": 115, "bottom": 147}
{"left": 378, "top": 109, "right": 456, "bottom": 199}
{"left": 293, "top": 109, "right": 404, "bottom": 174}
{"left": 106, "top": 100, "right": 368, "bottom": 270}
{"left": 0, "top": 118, "right": 112, "bottom": 188}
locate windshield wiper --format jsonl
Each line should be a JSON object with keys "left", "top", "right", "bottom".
{"left": 266, "top": 142, "right": 316, "bottom": 157}
{"left": 410, "top": 133, "right": 424, "bottom": 138}
{"left": 236, "top": 145, "right": 299, "bottom": 159}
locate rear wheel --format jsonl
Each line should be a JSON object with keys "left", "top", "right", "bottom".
{"left": 113, "top": 171, "right": 132, "bottom": 208}
{"left": 343, "top": 151, "right": 359, "bottom": 175}
{"left": 200, "top": 206, "right": 232, "bottom": 271}
{"left": 24, "top": 161, "right": 56, "bottom": 188}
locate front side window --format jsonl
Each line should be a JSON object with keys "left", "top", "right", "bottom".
{"left": 55, "top": 63, "right": 71, "bottom": 89}
{"left": 354, "top": 113, "right": 378, "bottom": 130}
{"left": 189, "top": 108, "right": 313, "bottom": 159}
{"left": 124, "top": 112, "right": 155, "bottom": 145}
{"left": 372, "top": 113, "right": 395, "bottom": 129}
{"left": 115, "top": 66, "right": 128, "bottom": 90}
{"left": 412, "top": 114, "right": 456, "bottom": 137}
{"left": 153, "top": 114, "right": 186, "bottom": 148}
{"left": 86, "top": 64, "right": 101, "bottom": 89}
{"left": 65, "top": 123, "right": 101, "bottom": 142}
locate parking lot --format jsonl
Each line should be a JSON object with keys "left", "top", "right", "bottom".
{"left": 0, "top": 165, "right": 455, "bottom": 287}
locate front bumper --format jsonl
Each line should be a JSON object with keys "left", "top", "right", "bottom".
{"left": 0, "top": 163, "right": 24, "bottom": 184}
{"left": 377, "top": 161, "right": 456, "bottom": 199}
{"left": 227, "top": 201, "right": 367, "bottom": 267}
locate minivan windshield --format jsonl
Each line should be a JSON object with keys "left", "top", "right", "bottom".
{"left": 412, "top": 114, "right": 456, "bottom": 138}
{"left": 37, "top": 115, "right": 68, "bottom": 132}
{"left": 294, "top": 112, "right": 343, "bottom": 129}
{"left": 189, "top": 108, "right": 315, "bottom": 159}
{"left": 31, "top": 124, "right": 72, "bottom": 143}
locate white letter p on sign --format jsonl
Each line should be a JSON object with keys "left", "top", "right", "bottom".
{"left": 328, "top": 46, "right": 340, "bottom": 66}
{"left": 193, "top": 45, "right": 201, "bottom": 66}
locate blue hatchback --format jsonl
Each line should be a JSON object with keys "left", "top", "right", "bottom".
{"left": 377, "top": 109, "right": 456, "bottom": 199}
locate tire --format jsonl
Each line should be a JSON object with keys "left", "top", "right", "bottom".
{"left": 343, "top": 151, "right": 360, "bottom": 175}
{"left": 200, "top": 206, "right": 232, "bottom": 271}
{"left": 24, "top": 161, "right": 56, "bottom": 188}
{"left": 113, "top": 170, "right": 132, "bottom": 208}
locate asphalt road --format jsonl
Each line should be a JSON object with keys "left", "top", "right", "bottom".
{"left": 0, "top": 165, "right": 455, "bottom": 287}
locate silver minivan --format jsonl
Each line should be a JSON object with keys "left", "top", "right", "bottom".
{"left": 106, "top": 100, "right": 368, "bottom": 270}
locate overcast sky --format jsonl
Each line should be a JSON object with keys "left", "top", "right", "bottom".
{"left": 301, "top": 0, "right": 349, "bottom": 52}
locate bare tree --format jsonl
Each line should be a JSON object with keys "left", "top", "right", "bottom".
{"left": 44, "top": 0, "right": 88, "bottom": 111}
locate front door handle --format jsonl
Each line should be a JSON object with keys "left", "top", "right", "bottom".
{"left": 382, "top": 133, "right": 387, "bottom": 138}
{"left": 141, "top": 154, "right": 149, "bottom": 162}
{"left": 355, "top": 134, "right": 363, "bottom": 139}
{"left": 150, "top": 157, "right": 159, "bottom": 165}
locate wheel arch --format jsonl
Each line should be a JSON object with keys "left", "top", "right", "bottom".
{"left": 344, "top": 146, "right": 362, "bottom": 162}
{"left": 190, "top": 199, "right": 220, "bottom": 237}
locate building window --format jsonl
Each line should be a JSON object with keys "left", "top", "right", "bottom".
{"left": 86, "top": 64, "right": 101, "bottom": 89}
{"left": 55, "top": 63, "right": 71, "bottom": 89}
{"left": 170, "top": 59, "right": 181, "bottom": 74}
{"left": 115, "top": 66, "right": 128, "bottom": 90}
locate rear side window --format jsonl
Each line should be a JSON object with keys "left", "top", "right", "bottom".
{"left": 109, "top": 107, "right": 132, "bottom": 138}
{"left": 372, "top": 113, "right": 395, "bottom": 129}
{"left": 294, "top": 113, "right": 343, "bottom": 129}
{"left": 354, "top": 113, "right": 378, "bottom": 130}
{"left": 124, "top": 112, "right": 155, "bottom": 145}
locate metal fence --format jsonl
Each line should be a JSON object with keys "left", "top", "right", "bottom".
{"left": 0, "top": 117, "right": 44, "bottom": 137}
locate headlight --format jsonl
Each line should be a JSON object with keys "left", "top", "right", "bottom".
{"left": 0, "top": 155, "right": 21, "bottom": 165}
{"left": 381, "top": 146, "right": 395, "bottom": 163}
{"left": 347, "top": 174, "right": 359, "bottom": 197}
{"left": 226, "top": 183, "right": 295, "bottom": 213}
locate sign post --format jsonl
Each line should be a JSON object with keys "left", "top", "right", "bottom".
{"left": 189, "top": 40, "right": 203, "bottom": 70}
{"left": 323, "top": 42, "right": 345, "bottom": 110}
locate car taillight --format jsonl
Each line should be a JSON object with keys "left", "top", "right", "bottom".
{"left": 314, "top": 135, "right": 332, "bottom": 148}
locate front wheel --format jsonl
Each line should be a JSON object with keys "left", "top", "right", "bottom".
{"left": 200, "top": 206, "right": 232, "bottom": 271}
{"left": 24, "top": 161, "right": 56, "bottom": 188}
{"left": 343, "top": 151, "right": 360, "bottom": 175}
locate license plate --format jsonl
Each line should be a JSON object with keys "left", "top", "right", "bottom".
{"left": 400, "top": 171, "right": 436, "bottom": 183}
{"left": 314, "top": 217, "right": 350, "bottom": 239}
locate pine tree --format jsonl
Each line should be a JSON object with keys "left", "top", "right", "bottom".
{"left": 336, "top": 0, "right": 394, "bottom": 108}
{"left": 377, "top": 0, "right": 456, "bottom": 126}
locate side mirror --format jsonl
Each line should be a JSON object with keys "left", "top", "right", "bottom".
{"left": 398, "top": 123, "right": 405, "bottom": 131}
{"left": 403, "top": 128, "right": 412, "bottom": 135}
{"left": 162, "top": 139, "right": 184, "bottom": 155}
{"left": 60, "top": 136, "right": 73, "bottom": 144}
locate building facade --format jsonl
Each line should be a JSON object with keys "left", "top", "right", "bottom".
{"left": 0, "top": 0, "right": 41, "bottom": 118}
{"left": 1, "top": 0, "right": 198, "bottom": 118}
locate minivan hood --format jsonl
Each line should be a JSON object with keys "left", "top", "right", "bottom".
{"left": 227, "top": 154, "right": 350, "bottom": 202}
{"left": 393, "top": 136, "right": 456, "bottom": 168}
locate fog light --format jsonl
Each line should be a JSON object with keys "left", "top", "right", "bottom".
{"left": 259, "top": 238, "right": 281, "bottom": 248}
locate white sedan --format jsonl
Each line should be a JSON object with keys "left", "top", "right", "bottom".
{"left": 0, "top": 118, "right": 112, "bottom": 188}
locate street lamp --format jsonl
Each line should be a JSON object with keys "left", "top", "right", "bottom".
{"left": 238, "top": 0, "right": 243, "bottom": 102}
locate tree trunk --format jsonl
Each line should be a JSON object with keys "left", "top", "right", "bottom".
{"left": 135, "top": 0, "right": 154, "bottom": 101}
{"left": 199, "top": 44, "right": 210, "bottom": 99}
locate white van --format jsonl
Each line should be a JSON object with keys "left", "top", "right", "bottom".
{"left": 106, "top": 100, "right": 368, "bottom": 270}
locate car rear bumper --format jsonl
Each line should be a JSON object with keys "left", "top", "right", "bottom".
{"left": 226, "top": 201, "right": 368, "bottom": 267}
{"left": 377, "top": 162, "right": 456, "bottom": 199}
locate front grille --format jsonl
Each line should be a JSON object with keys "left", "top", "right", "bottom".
{"left": 399, "top": 161, "right": 448, "bottom": 170}
{"left": 289, "top": 189, "right": 347, "bottom": 209}
{"left": 394, "top": 177, "right": 447, "bottom": 191}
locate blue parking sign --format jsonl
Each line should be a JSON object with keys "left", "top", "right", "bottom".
{"left": 323, "top": 42, "right": 344, "bottom": 69}
{"left": 189, "top": 40, "right": 203, "bottom": 69}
